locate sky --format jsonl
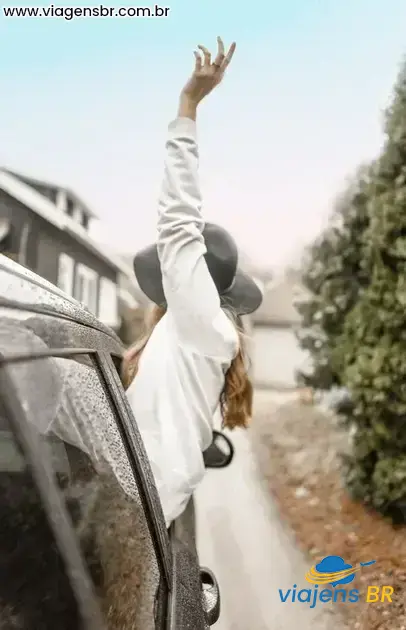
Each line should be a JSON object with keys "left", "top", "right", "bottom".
{"left": 1, "top": 0, "right": 406, "bottom": 271}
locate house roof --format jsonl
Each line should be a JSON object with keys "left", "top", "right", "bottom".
{"left": 252, "top": 272, "right": 304, "bottom": 326}
{"left": 0, "top": 168, "right": 136, "bottom": 282}
{"left": 3, "top": 168, "right": 98, "bottom": 219}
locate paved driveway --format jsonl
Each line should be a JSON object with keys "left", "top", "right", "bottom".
{"left": 195, "top": 392, "right": 343, "bottom": 629}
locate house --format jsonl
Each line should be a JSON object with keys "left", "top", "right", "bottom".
{"left": 251, "top": 270, "right": 311, "bottom": 389}
{"left": 0, "top": 167, "right": 139, "bottom": 332}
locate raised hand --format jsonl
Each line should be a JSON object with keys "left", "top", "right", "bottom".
{"left": 179, "top": 37, "right": 236, "bottom": 118}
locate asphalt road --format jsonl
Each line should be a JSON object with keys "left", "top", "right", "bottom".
{"left": 195, "top": 392, "right": 343, "bottom": 630}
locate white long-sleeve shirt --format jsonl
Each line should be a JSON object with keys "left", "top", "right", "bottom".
{"left": 126, "top": 117, "right": 238, "bottom": 526}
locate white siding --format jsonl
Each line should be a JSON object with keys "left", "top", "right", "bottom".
{"left": 253, "top": 327, "right": 310, "bottom": 389}
{"left": 99, "top": 277, "right": 119, "bottom": 329}
{"left": 57, "top": 253, "right": 74, "bottom": 296}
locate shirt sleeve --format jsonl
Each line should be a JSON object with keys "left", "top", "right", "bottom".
{"left": 157, "top": 117, "right": 237, "bottom": 358}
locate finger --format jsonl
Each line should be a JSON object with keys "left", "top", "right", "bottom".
{"left": 221, "top": 41, "right": 236, "bottom": 70}
{"left": 197, "top": 44, "right": 211, "bottom": 67}
{"left": 194, "top": 50, "right": 202, "bottom": 71}
{"left": 213, "top": 36, "right": 225, "bottom": 67}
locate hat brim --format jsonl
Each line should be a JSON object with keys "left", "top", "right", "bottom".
{"left": 133, "top": 244, "right": 165, "bottom": 306}
{"left": 133, "top": 244, "right": 263, "bottom": 316}
{"left": 222, "top": 269, "right": 263, "bottom": 316}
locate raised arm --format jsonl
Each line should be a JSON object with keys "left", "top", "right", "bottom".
{"left": 157, "top": 38, "right": 237, "bottom": 353}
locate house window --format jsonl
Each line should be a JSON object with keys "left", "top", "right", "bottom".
{"left": 57, "top": 253, "right": 74, "bottom": 296}
{"left": 56, "top": 190, "right": 67, "bottom": 213}
{"left": 18, "top": 222, "right": 31, "bottom": 267}
{"left": 73, "top": 205, "right": 82, "bottom": 225}
{"left": 74, "top": 264, "right": 98, "bottom": 315}
{"left": 82, "top": 214, "right": 89, "bottom": 230}
{"left": 99, "top": 277, "right": 119, "bottom": 328}
{"left": 66, "top": 198, "right": 74, "bottom": 217}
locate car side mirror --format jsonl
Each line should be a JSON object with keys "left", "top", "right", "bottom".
{"left": 200, "top": 567, "right": 220, "bottom": 626}
{"left": 203, "top": 430, "right": 234, "bottom": 469}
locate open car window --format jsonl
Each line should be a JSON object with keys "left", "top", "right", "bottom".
{"left": 0, "top": 399, "right": 87, "bottom": 630}
{"left": 0, "top": 319, "right": 167, "bottom": 630}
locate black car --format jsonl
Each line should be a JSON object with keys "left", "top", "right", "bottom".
{"left": 0, "top": 254, "right": 232, "bottom": 630}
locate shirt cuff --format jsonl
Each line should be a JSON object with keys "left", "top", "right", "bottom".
{"left": 168, "top": 117, "right": 197, "bottom": 139}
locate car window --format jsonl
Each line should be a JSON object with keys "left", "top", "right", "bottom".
{"left": 0, "top": 398, "right": 84, "bottom": 630}
{"left": 0, "top": 319, "right": 165, "bottom": 630}
{"left": 48, "top": 354, "right": 163, "bottom": 630}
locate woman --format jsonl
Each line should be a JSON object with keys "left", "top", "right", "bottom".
{"left": 123, "top": 37, "right": 263, "bottom": 527}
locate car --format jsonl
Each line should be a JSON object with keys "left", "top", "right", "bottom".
{"left": 0, "top": 253, "right": 234, "bottom": 630}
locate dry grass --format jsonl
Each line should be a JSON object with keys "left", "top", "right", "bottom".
{"left": 252, "top": 400, "right": 406, "bottom": 630}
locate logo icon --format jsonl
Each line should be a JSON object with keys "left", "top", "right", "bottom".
{"left": 278, "top": 554, "right": 393, "bottom": 608}
{"left": 305, "top": 555, "right": 376, "bottom": 587}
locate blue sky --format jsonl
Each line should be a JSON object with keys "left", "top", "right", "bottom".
{"left": 1, "top": 0, "right": 406, "bottom": 269}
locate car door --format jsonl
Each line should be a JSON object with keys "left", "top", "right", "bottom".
{"left": 107, "top": 354, "right": 225, "bottom": 628}
{"left": 0, "top": 298, "right": 219, "bottom": 628}
{"left": 100, "top": 352, "right": 217, "bottom": 630}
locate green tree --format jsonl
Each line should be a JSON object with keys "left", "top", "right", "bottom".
{"left": 296, "top": 168, "right": 370, "bottom": 390}
{"left": 334, "top": 60, "right": 406, "bottom": 522}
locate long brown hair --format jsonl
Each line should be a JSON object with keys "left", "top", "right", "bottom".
{"left": 121, "top": 304, "right": 253, "bottom": 429}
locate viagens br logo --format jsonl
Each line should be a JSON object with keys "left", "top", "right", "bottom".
{"left": 278, "top": 555, "right": 394, "bottom": 609}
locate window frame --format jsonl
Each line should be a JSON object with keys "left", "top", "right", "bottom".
{"left": 73, "top": 205, "right": 83, "bottom": 225}
{"left": 95, "top": 350, "right": 172, "bottom": 586}
{"left": 98, "top": 276, "right": 119, "bottom": 329}
{"left": 0, "top": 343, "right": 172, "bottom": 599}
{"left": 18, "top": 221, "right": 31, "bottom": 267}
{"left": 74, "top": 263, "right": 98, "bottom": 315}
{"left": 57, "top": 252, "right": 74, "bottom": 296}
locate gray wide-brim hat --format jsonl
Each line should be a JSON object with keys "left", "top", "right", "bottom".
{"left": 133, "top": 223, "right": 263, "bottom": 316}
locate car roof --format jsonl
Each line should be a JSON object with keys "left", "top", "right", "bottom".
{"left": 0, "top": 254, "right": 121, "bottom": 343}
